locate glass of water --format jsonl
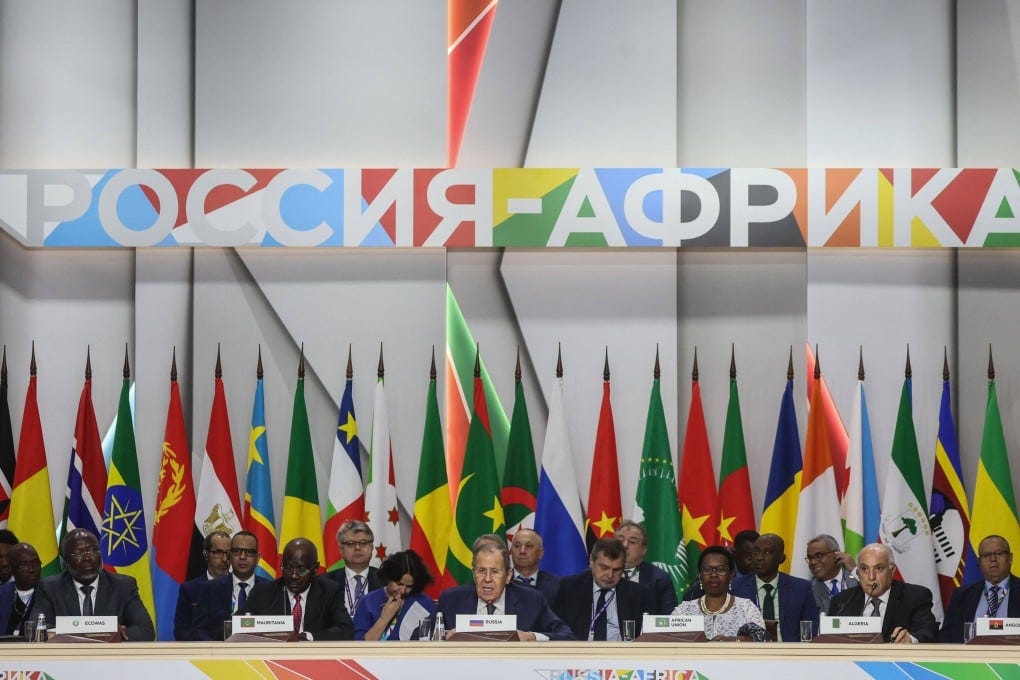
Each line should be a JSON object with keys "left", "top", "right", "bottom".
{"left": 964, "top": 621, "right": 975, "bottom": 643}
{"left": 800, "top": 620, "right": 814, "bottom": 643}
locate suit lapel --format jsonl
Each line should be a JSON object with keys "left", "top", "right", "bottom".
{"left": 62, "top": 574, "right": 82, "bottom": 616}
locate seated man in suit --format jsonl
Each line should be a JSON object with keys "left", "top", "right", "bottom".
{"left": 829, "top": 543, "right": 938, "bottom": 643}
{"left": 324, "top": 520, "right": 379, "bottom": 619}
{"left": 510, "top": 529, "right": 560, "bottom": 602}
{"left": 438, "top": 540, "right": 573, "bottom": 640}
{"left": 731, "top": 533, "right": 818, "bottom": 641}
{"left": 34, "top": 528, "right": 155, "bottom": 641}
{"left": 174, "top": 530, "right": 231, "bottom": 640}
{"left": 941, "top": 534, "right": 1019, "bottom": 642}
{"left": 190, "top": 530, "right": 270, "bottom": 640}
{"left": 552, "top": 537, "right": 644, "bottom": 641}
{"left": 805, "top": 533, "right": 859, "bottom": 614}
{"left": 616, "top": 520, "right": 678, "bottom": 615}
{"left": 0, "top": 543, "right": 41, "bottom": 635}
{"left": 239, "top": 537, "right": 353, "bottom": 640}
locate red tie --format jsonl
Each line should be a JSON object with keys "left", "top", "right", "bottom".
{"left": 292, "top": 593, "right": 303, "bottom": 632}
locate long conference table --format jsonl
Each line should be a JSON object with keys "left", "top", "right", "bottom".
{"left": 0, "top": 641, "right": 1016, "bottom": 680}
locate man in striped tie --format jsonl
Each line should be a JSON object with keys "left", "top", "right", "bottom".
{"left": 940, "top": 535, "right": 1018, "bottom": 642}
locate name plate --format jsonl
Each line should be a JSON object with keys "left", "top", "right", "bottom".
{"left": 976, "top": 617, "right": 1020, "bottom": 636}
{"left": 54, "top": 616, "right": 118, "bottom": 634}
{"left": 456, "top": 614, "right": 517, "bottom": 632}
{"left": 231, "top": 615, "right": 293, "bottom": 633}
{"left": 819, "top": 615, "right": 883, "bottom": 635}
{"left": 642, "top": 614, "right": 705, "bottom": 633}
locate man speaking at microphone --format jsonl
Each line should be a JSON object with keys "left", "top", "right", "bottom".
{"left": 828, "top": 543, "right": 938, "bottom": 643}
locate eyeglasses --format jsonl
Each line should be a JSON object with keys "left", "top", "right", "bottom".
{"left": 280, "top": 563, "right": 314, "bottom": 576}
{"left": 804, "top": 551, "right": 835, "bottom": 563}
{"left": 979, "top": 550, "right": 1011, "bottom": 561}
{"left": 207, "top": 549, "right": 230, "bottom": 558}
{"left": 699, "top": 566, "right": 731, "bottom": 576}
{"left": 340, "top": 540, "right": 373, "bottom": 548}
{"left": 66, "top": 548, "right": 100, "bottom": 560}
{"left": 230, "top": 547, "right": 258, "bottom": 557}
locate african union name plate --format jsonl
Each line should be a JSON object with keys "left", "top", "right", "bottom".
{"left": 642, "top": 614, "right": 705, "bottom": 633}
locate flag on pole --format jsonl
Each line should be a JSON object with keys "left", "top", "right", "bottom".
{"left": 447, "top": 0, "right": 499, "bottom": 166}
{"left": 587, "top": 349, "right": 621, "bottom": 548}
{"left": 448, "top": 347, "right": 506, "bottom": 584}
{"left": 791, "top": 348, "right": 843, "bottom": 580}
{"left": 634, "top": 348, "right": 685, "bottom": 597}
{"left": 445, "top": 285, "right": 509, "bottom": 508}
{"left": 806, "top": 344, "right": 849, "bottom": 500}
{"left": 842, "top": 349, "right": 879, "bottom": 557}
{"left": 101, "top": 349, "right": 156, "bottom": 622}
{"left": 279, "top": 347, "right": 324, "bottom": 567}
{"left": 9, "top": 345, "right": 59, "bottom": 575}
{"left": 535, "top": 347, "right": 587, "bottom": 576}
{"left": 677, "top": 350, "right": 718, "bottom": 591}
{"left": 878, "top": 350, "right": 943, "bottom": 622}
{"left": 195, "top": 348, "right": 243, "bottom": 538}
{"left": 245, "top": 348, "right": 278, "bottom": 579}
{"left": 60, "top": 349, "right": 108, "bottom": 544}
{"left": 760, "top": 350, "right": 802, "bottom": 568}
{"left": 324, "top": 347, "right": 365, "bottom": 572}
{"left": 410, "top": 350, "right": 452, "bottom": 598}
{"left": 366, "top": 346, "right": 402, "bottom": 566}
{"left": 929, "top": 352, "right": 973, "bottom": 606}
{"left": 717, "top": 347, "right": 754, "bottom": 546}
{"left": 969, "top": 347, "right": 1020, "bottom": 579}
{"left": 0, "top": 347, "right": 15, "bottom": 527}
{"left": 502, "top": 350, "right": 538, "bottom": 538}
{"left": 152, "top": 349, "right": 202, "bottom": 641}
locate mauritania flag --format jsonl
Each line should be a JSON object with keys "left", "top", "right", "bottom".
{"left": 9, "top": 349, "right": 59, "bottom": 575}
{"left": 152, "top": 353, "right": 202, "bottom": 641}
{"left": 760, "top": 358, "right": 802, "bottom": 566}
{"left": 102, "top": 357, "right": 156, "bottom": 622}
{"left": 61, "top": 352, "right": 108, "bottom": 544}
{"left": 535, "top": 361, "right": 587, "bottom": 576}
{"left": 324, "top": 349, "right": 365, "bottom": 572}
{"left": 842, "top": 357, "right": 879, "bottom": 557}
{"left": 878, "top": 362, "right": 943, "bottom": 622}
{"left": 503, "top": 356, "right": 538, "bottom": 537}
{"left": 279, "top": 354, "right": 324, "bottom": 566}
{"left": 634, "top": 352, "right": 684, "bottom": 597}
{"left": 970, "top": 359, "right": 1020, "bottom": 579}
{"left": 245, "top": 353, "right": 278, "bottom": 579}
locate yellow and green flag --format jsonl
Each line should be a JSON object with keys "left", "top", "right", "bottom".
{"left": 279, "top": 352, "right": 324, "bottom": 565}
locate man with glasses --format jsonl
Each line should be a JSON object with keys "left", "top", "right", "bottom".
{"left": 0, "top": 543, "right": 40, "bottom": 635}
{"left": 34, "top": 528, "right": 155, "bottom": 641}
{"left": 616, "top": 520, "right": 678, "bottom": 615}
{"left": 174, "top": 531, "right": 231, "bottom": 640}
{"left": 552, "top": 537, "right": 644, "bottom": 641}
{"left": 731, "top": 533, "right": 817, "bottom": 641}
{"left": 239, "top": 537, "right": 353, "bottom": 640}
{"left": 828, "top": 543, "right": 937, "bottom": 643}
{"left": 804, "top": 533, "right": 858, "bottom": 613}
{"left": 190, "top": 531, "right": 270, "bottom": 640}
{"left": 940, "top": 535, "right": 1018, "bottom": 642}
{"left": 437, "top": 541, "right": 573, "bottom": 640}
{"left": 325, "top": 520, "right": 380, "bottom": 618}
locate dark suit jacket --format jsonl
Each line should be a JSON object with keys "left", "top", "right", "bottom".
{"left": 552, "top": 570, "right": 645, "bottom": 641}
{"left": 732, "top": 572, "right": 819, "bottom": 642}
{"left": 188, "top": 573, "right": 270, "bottom": 641}
{"left": 324, "top": 566, "right": 380, "bottom": 615}
{"left": 828, "top": 580, "right": 938, "bottom": 643}
{"left": 174, "top": 575, "right": 210, "bottom": 641}
{"left": 635, "top": 562, "right": 678, "bottom": 615}
{"left": 239, "top": 576, "right": 354, "bottom": 640}
{"left": 437, "top": 582, "right": 574, "bottom": 640}
{"left": 0, "top": 582, "right": 33, "bottom": 635}
{"left": 514, "top": 570, "right": 561, "bottom": 603}
{"left": 940, "top": 575, "right": 1020, "bottom": 642}
{"left": 34, "top": 571, "right": 155, "bottom": 641}
{"left": 809, "top": 569, "right": 859, "bottom": 614}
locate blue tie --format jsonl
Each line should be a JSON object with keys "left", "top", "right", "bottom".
{"left": 236, "top": 582, "right": 248, "bottom": 613}
{"left": 515, "top": 575, "right": 534, "bottom": 587}
{"left": 829, "top": 579, "right": 839, "bottom": 596}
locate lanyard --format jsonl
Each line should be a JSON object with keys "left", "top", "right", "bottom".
{"left": 588, "top": 589, "right": 616, "bottom": 637}
{"left": 345, "top": 576, "right": 367, "bottom": 614}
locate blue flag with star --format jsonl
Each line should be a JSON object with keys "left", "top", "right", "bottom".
{"left": 102, "top": 373, "right": 156, "bottom": 623}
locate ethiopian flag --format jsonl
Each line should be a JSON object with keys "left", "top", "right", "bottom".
{"left": 280, "top": 354, "right": 324, "bottom": 565}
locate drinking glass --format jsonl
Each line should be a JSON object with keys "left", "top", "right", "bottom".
{"left": 799, "top": 620, "right": 813, "bottom": 643}
{"left": 621, "top": 620, "right": 636, "bottom": 642}
{"left": 964, "top": 621, "right": 976, "bottom": 643}
{"left": 418, "top": 618, "right": 433, "bottom": 642}
{"left": 23, "top": 619, "right": 37, "bottom": 643}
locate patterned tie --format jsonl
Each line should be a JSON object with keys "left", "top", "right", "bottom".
{"left": 486, "top": 601, "right": 496, "bottom": 615}
{"left": 514, "top": 575, "right": 534, "bottom": 586}
{"left": 292, "top": 593, "right": 302, "bottom": 632}
{"left": 354, "top": 574, "right": 365, "bottom": 598}
{"left": 81, "top": 585, "right": 94, "bottom": 617}
{"left": 235, "top": 582, "right": 248, "bottom": 613}
{"left": 593, "top": 589, "right": 609, "bottom": 641}
{"left": 761, "top": 583, "right": 776, "bottom": 620}
{"left": 869, "top": 597, "right": 882, "bottom": 617}
{"left": 829, "top": 579, "right": 840, "bottom": 596}
{"left": 987, "top": 585, "right": 1002, "bottom": 616}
